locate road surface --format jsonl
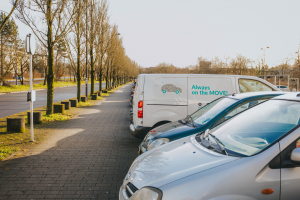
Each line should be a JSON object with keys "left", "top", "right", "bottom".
{"left": 0, "top": 83, "right": 105, "bottom": 118}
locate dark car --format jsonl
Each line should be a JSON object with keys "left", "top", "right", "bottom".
{"left": 138, "top": 91, "right": 285, "bottom": 154}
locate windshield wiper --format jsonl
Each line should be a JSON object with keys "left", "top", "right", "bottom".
{"left": 201, "top": 129, "right": 227, "bottom": 155}
{"left": 187, "top": 115, "right": 195, "bottom": 127}
{"left": 180, "top": 115, "right": 195, "bottom": 127}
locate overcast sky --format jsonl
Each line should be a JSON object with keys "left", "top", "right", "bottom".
{"left": 2, "top": 0, "right": 300, "bottom": 68}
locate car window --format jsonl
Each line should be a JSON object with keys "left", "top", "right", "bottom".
{"left": 239, "top": 79, "right": 274, "bottom": 93}
{"left": 214, "top": 99, "right": 268, "bottom": 126}
{"left": 210, "top": 99, "right": 300, "bottom": 156}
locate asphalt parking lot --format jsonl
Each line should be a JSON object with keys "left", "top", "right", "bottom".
{"left": 0, "top": 83, "right": 141, "bottom": 200}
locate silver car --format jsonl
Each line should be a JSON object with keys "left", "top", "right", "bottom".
{"left": 120, "top": 93, "right": 300, "bottom": 200}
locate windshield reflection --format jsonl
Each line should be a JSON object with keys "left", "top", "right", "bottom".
{"left": 210, "top": 100, "right": 300, "bottom": 156}
{"left": 191, "top": 97, "right": 237, "bottom": 125}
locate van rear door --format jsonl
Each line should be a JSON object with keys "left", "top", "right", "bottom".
{"left": 187, "top": 76, "right": 235, "bottom": 114}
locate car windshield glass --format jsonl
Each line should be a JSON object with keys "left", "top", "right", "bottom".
{"left": 210, "top": 100, "right": 300, "bottom": 156}
{"left": 191, "top": 97, "right": 237, "bottom": 125}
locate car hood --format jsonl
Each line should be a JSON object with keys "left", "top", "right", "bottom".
{"left": 154, "top": 121, "right": 184, "bottom": 133}
{"left": 154, "top": 121, "right": 204, "bottom": 141}
{"left": 125, "top": 136, "right": 240, "bottom": 189}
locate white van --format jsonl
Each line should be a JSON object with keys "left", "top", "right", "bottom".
{"left": 130, "top": 74, "right": 279, "bottom": 139}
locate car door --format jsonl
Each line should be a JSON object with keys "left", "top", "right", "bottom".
{"left": 279, "top": 136, "right": 300, "bottom": 200}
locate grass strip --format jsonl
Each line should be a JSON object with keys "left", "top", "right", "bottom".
{"left": 78, "top": 101, "right": 94, "bottom": 107}
{"left": 0, "top": 80, "right": 103, "bottom": 93}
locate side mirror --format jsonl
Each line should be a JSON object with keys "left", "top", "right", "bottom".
{"left": 291, "top": 147, "right": 300, "bottom": 164}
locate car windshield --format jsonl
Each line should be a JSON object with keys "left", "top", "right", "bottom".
{"left": 209, "top": 99, "right": 300, "bottom": 156}
{"left": 191, "top": 97, "right": 237, "bottom": 125}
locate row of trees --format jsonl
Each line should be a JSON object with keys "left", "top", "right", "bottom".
{"left": 142, "top": 54, "right": 298, "bottom": 77}
{"left": 1, "top": 0, "right": 140, "bottom": 115}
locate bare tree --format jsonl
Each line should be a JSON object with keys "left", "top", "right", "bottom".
{"left": 0, "top": 0, "right": 19, "bottom": 32}
{"left": 15, "top": 0, "right": 77, "bottom": 114}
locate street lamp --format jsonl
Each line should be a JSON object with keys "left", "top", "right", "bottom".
{"left": 224, "top": 55, "right": 230, "bottom": 74}
{"left": 26, "top": 34, "right": 35, "bottom": 142}
{"left": 261, "top": 47, "right": 269, "bottom": 78}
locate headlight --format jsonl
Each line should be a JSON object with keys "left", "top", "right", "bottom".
{"left": 131, "top": 187, "right": 162, "bottom": 200}
{"left": 147, "top": 138, "right": 170, "bottom": 151}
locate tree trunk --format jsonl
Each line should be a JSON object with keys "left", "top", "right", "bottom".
{"left": 0, "top": 36, "right": 2, "bottom": 83}
{"left": 99, "top": 66, "right": 102, "bottom": 91}
{"left": 106, "top": 63, "right": 109, "bottom": 89}
{"left": 90, "top": 48, "right": 94, "bottom": 93}
{"left": 90, "top": 1, "right": 95, "bottom": 94}
{"left": 109, "top": 70, "right": 112, "bottom": 88}
{"left": 112, "top": 70, "right": 115, "bottom": 87}
{"left": 46, "top": 1, "right": 54, "bottom": 115}
{"left": 77, "top": 38, "right": 81, "bottom": 102}
{"left": 44, "top": 67, "right": 47, "bottom": 85}
{"left": 20, "top": 65, "right": 24, "bottom": 85}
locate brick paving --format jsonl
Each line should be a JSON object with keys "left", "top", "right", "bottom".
{"left": 0, "top": 84, "right": 141, "bottom": 200}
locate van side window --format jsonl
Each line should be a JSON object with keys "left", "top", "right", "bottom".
{"left": 214, "top": 99, "right": 267, "bottom": 126}
{"left": 239, "top": 79, "right": 273, "bottom": 93}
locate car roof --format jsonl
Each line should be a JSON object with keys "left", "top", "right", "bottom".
{"left": 227, "top": 91, "right": 286, "bottom": 100}
{"left": 271, "top": 92, "right": 300, "bottom": 102}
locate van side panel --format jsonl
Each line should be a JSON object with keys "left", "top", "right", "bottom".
{"left": 143, "top": 104, "right": 187, "bottom": 127}
{"left": 144, "top": 76, "right": 188, "bottom": 104}
{"left": 143, "top": 75, "right": 188, "bottom": 127}
{"left": 187, "top": 77, "right": 235, "bottom": 114}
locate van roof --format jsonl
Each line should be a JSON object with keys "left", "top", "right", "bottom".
{"left": 139, "top": 74, "right": 264, "bottom": 79}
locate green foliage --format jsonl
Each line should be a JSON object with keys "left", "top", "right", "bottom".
{"left": 0, "top": 147, "right": 19, "bottom": 161}
{"left": 0, "top": 81, "right": 92, "bottom": 93}
{"left": 42, "top": 113, "right": 73, "bottom": 122}
{"left": 0, "top": 12, "right": 19, "bottom": 41}
{"left": 78, "top": 101, "right": 94, "bottom": 107}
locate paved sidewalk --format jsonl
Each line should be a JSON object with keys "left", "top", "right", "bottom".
{"left": 0, "top": 84, "right": 141, "bottom": 200}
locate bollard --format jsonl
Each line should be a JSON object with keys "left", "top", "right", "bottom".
{"left": 81, "top": 96, "right": 87, "bottom": 102}
{"left": 54, "top": 104, "right": 65, "bottom": 114}
{"left": 69, "top": 99, "right": 78, "bottom": 107}
{"left": 61, "top": 101, "right": 71, "bottom": 110}
{"left": 27, "top": 112, "right": 42, "bottom": 124}
{"left": 7, "top": 117, "right": 25, "bottom": 133}
{"left": 91, "top": 94, "right": 98, "bottom": 100}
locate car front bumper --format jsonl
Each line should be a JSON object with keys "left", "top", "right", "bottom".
{"left": 138, "top": 143, "right": 148, "bottom": 155}
{"left": 129, "top": 124, "right": 151, "bottom": 139}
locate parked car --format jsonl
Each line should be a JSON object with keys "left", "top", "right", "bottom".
{"left": 130, "top": 74, "right": 280, "bottom": 139}
{"left": 276, "top": 85, "right": 290, "bottom": 92}
{"left": 120, "top": 92, "right": 300, "bottom": 200}
{"left": 138, "top": 91, "right": 285, "bottom": 154}
{"left": 130, "top": 81, "right": 137, "bottom": 106}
